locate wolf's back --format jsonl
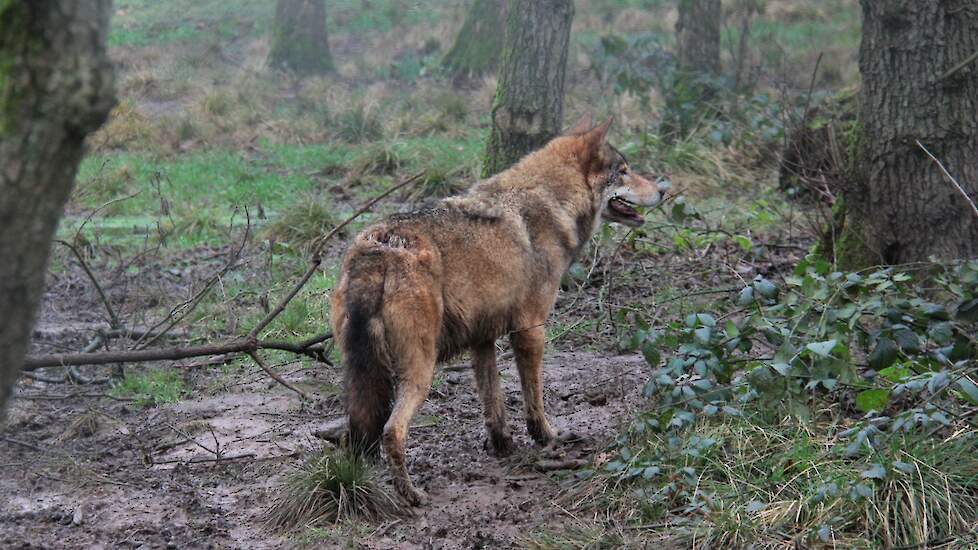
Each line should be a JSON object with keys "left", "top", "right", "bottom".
{"left": 341, "top": 247, "right": 395, "bottom": 455}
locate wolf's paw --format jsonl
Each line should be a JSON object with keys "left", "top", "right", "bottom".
{"left": 484, "top": 431, "right": 515, "bottom": 457}
{"left": 395, "top": 479, "right": 429, "bottom": 507}
{"left": 527, "top": 417, "right": 557, "bottom": 446}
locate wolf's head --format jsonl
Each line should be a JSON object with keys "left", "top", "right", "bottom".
{"left": 564, "top": 114, "right": 667, "bottom": 228}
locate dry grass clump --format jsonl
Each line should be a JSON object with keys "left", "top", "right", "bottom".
{"left": 91, "top": 99, "right": 163, "bottom": 151}
{"left": 266, "top": 447, "right": 399, "bottom": 531}
{"left": 261, "top": 192, "right": 340, "bottom": 251}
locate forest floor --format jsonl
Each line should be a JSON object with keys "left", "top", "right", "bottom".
{"left": 1, "top": 343, "right": 654, "bottom": 549}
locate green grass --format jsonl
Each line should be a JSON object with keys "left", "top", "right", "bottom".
{"left": 111, "top": 370, "right": 186, "bottom": 406}
{"left": 108, "top": 0, "right": 442, "bottom": 48}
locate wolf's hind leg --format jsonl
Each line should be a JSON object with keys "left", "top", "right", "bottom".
{"left": 472, "top": 343, "right": 513, "bottom": 456}
{"left": 383, "top": 368, "right": 433, "bottom": 506}
{"left": 381, "top": 287, "right": 439, "bottom": 506}
{"left": 510, "top": 326, "right": 556, "bottom": 445}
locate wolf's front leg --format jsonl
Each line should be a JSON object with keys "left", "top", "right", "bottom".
{"left": 472, "top": 343, "right": 514, "bottom": 456}
{"left": 510, "top": 326, "right": 556, "bottom": 445}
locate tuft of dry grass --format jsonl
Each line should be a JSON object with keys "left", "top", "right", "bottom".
{"left": 266, "top": 447, "right": 400, "bottom": 531}
{"left": 56, "top": 410, "right": 100, "bottom": 442}
{"left": 261, "top": 192, "right": 340, "bottom": 252}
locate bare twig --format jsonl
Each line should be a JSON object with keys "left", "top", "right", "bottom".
{"left": 916, "top": 140, "right": 978, "bottom": 219}
{"left": 939, "top": 49, "right": 978, "bottom": 81}
{"left": 55, "top": 239, "right": 121, "bottom": 328}
{"left": 801, "top": 52, "right": 824, "bottom": 124}
{"left": 248, "top": 351, "right": 310, "bottom": 401}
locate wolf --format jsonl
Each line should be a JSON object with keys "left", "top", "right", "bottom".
{"left": 329, "top": 114, "right": 666, "bottom": 504}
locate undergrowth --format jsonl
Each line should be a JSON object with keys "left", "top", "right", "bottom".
{"left": 588, "top": 259, "right": 978, "bottom": 548}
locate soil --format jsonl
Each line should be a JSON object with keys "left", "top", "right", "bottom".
{"left": 1, "top": 342, "right": 651, "bottom": 549}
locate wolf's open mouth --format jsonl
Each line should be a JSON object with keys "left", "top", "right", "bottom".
{"left": 607, "top": 197, "right": 644, "bottom": 225}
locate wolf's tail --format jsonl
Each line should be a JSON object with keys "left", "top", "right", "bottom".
{"left": 342, "top": 250, "right": 395, "bottom": 456}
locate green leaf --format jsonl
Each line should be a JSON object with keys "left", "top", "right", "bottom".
{"left": 738, "top": 286, "right": 754, "bottom": 306}
{"left": 641, "top": 340, "right": 661, "bottom": 367}
{"left": 697, "top": 313, "right": 717, "bottom": 327}
{"left": 754, "top": 277, "right": 778, "bottom": 300}
{"left": 861, "top": 463, "right": 886, "bottom": 480}
{"left": 733, "top": 234, "right": 752, "bottom": 251}
{"left": 893, "top": 327, "right": 921, "bottom": 353}
{"left": 893, "top": 461, "right": 915, "bottom": 474}
{"left": 694, "top": 326, "right": 712, "bottom": 345}
{"left": 957, "top": 298, "right": 978, "bottom": 322}
{"left": 928, "top": 322, "right": 954, "bottom": 345}
{"left": 878, "top": 364, "right": 912, "bottom": 383}
{"left": 806, "top": 339, "right": 837, "bottom": 358}
{"left": 869, "top": 337, "right": 899, "bottom": 371}
{"left": 725, "top": 320, "right": 740, "bottom": 339}
{"left": 955, "top": 378, "right": 978, "bottom": 405}
{"left": 855, "top": 389, "right": 890, "bottom": 413}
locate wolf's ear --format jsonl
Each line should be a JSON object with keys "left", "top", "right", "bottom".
{"left": 565, "top": 112, "right": 593, "bottom": 135}
{"left": 580, "top": 116, "right": 613, "bottom": 158}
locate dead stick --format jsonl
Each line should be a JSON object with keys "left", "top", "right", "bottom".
{"left": 55, "top": 239, "right": 121, "bottom": 328}
{"left": 22, "top": 333, "right": 331, "bottom": 371}
{"left": 916, "top": 140, "right": 978, "bottom": 219}
{"left": 248, "top": 351, "right": 309, "bottom": 401}
{"left": 248, "top": 171, "right": 424, "bottom": 339}
{"left": 940, "top": 49, "right": 978, "bottom": 81}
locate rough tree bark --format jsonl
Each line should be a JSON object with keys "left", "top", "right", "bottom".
{"left": 661, "top": 0, "right": 722, "bottom": 139}
{"left": 268, "top": 0, "right": 334, "bottom": 76}
{"left": 0, "top": 1, "right": 116, "bottom": 417}
{"left": 838, "top": 0, "right": 978, "bottom": 266}
{"left": 482, "top": 0, "right": 574, "bottom": 177}
{"left": 442, "top": 0, "right": 506, "bottom": 78}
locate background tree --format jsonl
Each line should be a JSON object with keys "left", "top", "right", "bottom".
{"left": 838, "top": 0, "right": 978, "bottom": 265}
{"left": 268, "top": 0, "right": 334, "bottom": 76}
{"left": 0, "top": 0, "right": 116, "bottom": 416}
{"left": 482, "top": 0, "right": 574, "bottom": 176}
{"left": 442, "top": 0, "right": 506, "bottom": 78}
{"left": 661, "top": 0, "right": 722, "bottom": 138}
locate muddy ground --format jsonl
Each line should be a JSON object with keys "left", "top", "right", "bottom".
{"left": 2, "top": 335, "right": 652, "bottom": 549}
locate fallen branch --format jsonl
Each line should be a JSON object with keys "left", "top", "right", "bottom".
{"left": 22, "top": 333, "right": 331, "bottom": 371}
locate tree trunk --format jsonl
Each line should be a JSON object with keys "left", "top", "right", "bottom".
{"left": 268, "top": 0, "right": 334, "bottom": 76}
{"left": 661, "top": 0, "right": 722, "bottom": 139}
{"left": 442, "top": 0, "right": 506, "bottom": 78}
{"left": 839, "top": 0, "right": 978, "bottom": 266}
{"left": 482, "top": 0, "right": 574, "bottom": 177}
{"left": 676, "top": 0, "right": 721, "bottom": 75}
{"left": 0, "top": 1, "right": 116, "bottom": 417}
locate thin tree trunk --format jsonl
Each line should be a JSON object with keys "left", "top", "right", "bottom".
{"left": 839, "top": 0, "right": 978, "bottom": 266}
{"left": 482, "top": 0, "right": 574, "bottom": 177}
{"left": 661, "top": 0, "right": 722, "bottom": 139}
{"left": 442, "top": 0, "right": 506, "bottom": 78}
{"left": 0, "top": 1, "right": 116, "bottom": 416}
{"left": 676, "top": 0, "right": 721, "bottom": 75}
{"left": 268, "top": 0, "right": 334, "bottom": 76}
